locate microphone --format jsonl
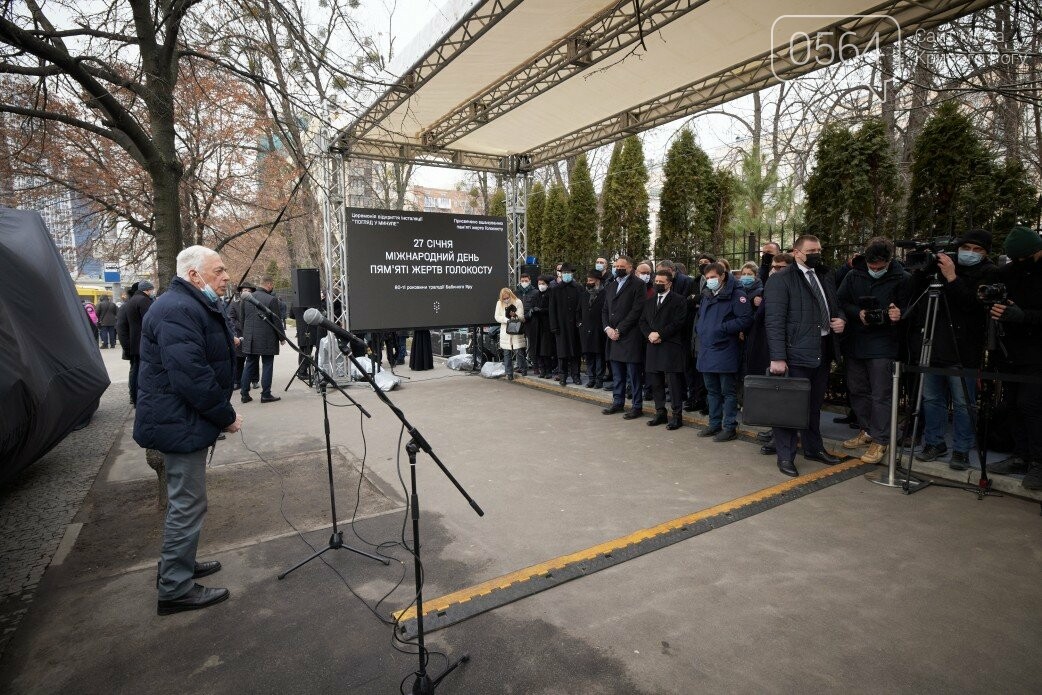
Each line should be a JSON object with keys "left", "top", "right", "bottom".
{"left": 243, "top": 291, "right": 280, "bottom": 322}
{"left": 303, "top": 308, "right": 369, "bottom": 356}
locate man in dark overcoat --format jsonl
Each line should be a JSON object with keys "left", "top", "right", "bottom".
{"left": 549, "top": 263, "right": 584, "bottom": 386}
{"left": 118, "top": 280, "right": 155, "bottom": 406}
{"left": 640, "top": 269, "right": 688, "bottom": 429}
{"left": 580, "top": 269, "right": 607, "bottom": 388}
{"left": 601, "top": 255, "right": 646, "bottom": 418}
{"left": 96, "top": 294, "right": 119, "bottom": 348}
{"left": 240, "top": 276, "right": 284, "bottom": 403}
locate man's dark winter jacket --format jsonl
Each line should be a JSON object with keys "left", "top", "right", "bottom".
{"left": 96, "top": 297, "right": 118, "bottom": 327}
{"left": 548, "top": 280, "right": 583, "bottom": 358}
{"left": 117, "top": 290, "right": 153, "bottom": 358}
{"left": 695, "top": 274, "right": 753, "bottom": 373}
{"left": 133, "top": 277, "right": 236, "bottom": 454}
{"left": 240, "top": 287, "right": 283, "bottom": 356}
{"left": 579, "top": 287, "right": 606, "bottom": 354}
{"left": 988, "top": 256, "right": 1042, "bottom": 366}
{"left": 837, "top": 257, "right": 911, "bottom": 360}
{"left": 907, "top": 257, "right": 995, "bottom": 368}
{"left": 764, "top": 263, "right": 842, "bottom": 368}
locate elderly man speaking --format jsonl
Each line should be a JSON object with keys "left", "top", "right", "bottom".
{"left": 134, "top": 245, "right": 242, "bottom": 615}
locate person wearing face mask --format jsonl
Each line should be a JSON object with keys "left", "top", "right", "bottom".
{"left": 907, "top": 229, "right": 994, "bottom": 470}
{"left": 602, "top": 255, "right": 647, "bottom": 419}
{"left": 516, "top": 272, "right": 537, "bottom": 374}
{"left": 549, "top": 263, "right": 584, "bottom": 386}
{"left": 746, "top": 254, "right": 794, "bottom": 456}
{"left": 580, "top": 270, "right": 607, "bottom": 388}
{"left": 494, "top": 287, "right": 527, "bottom": 381}
{"left": 227, "top": 282, "right": 254, "bottom": 389}
{"left": 695, "top": 263, "right": 753, "bottom": 441}
{"left": 640, "top": 269, "right": 689, "bottom": 429}
{"left": 526, "top": 275, "right": 556, "bottom": 378}
{"left": 985, "top": 226, "right": 1042, "bottom": 490}
{"left": 757, "top": 242, "right": 781, "bottom": 283}
{"left": 117, "top": 279, "right": 156, "bottom": 406}
{"left": 134, "top": 245, "right": 241, "bottom": 615}
{"left": 239, "top": 275, "right": 285, "bottom": 404}
{"left": 765, "top": 234, "right": 847, "bottom": 477}
{"left": 836, "top": 237, "right": 910, "bottom": 465}
{"left": 737, "top": 262, "right": 763, "bottom": 300}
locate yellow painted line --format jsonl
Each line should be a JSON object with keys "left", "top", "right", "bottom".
{"left": 396, "top": 457, "right": 866, "bottom": 622}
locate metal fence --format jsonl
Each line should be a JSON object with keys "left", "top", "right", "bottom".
{"left": 710, "top": 228, "right": 863, "bottom": 272}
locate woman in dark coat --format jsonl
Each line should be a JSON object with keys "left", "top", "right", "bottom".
{"left": 525, "top": 275, "right": 556, "bottom": 378}
{"left": 548, "top": 264, "right": 584, "bottom": 385}
{"left": 580, "top": 270, "right": 607, "bottom": 387}
{"left": 696, "top": 264, "right": 753, "bottom": 437}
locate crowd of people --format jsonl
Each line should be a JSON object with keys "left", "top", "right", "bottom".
{"left": 495, "top": 228, "right": 1042, "bottom": 490}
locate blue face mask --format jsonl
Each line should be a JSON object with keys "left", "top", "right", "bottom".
{"left": 740, "top": 275, "right": 755, "bottom": 286}
{"left": 958, "top": 250, "right": 983, "bottom": 266}
{"left": 202, "top": 283, "right": 219, "bottom": 302}
{"left": 595, "top": 262, "right": 605, "bottom": 271}
{"left": 868, "top": 265, "right": 888, "bottom": 279}
{"left": 562, "top": 273, "right": 573, "bottom": 283}
{"left": 706, "top": 277, "right": 720, "bottom": 291}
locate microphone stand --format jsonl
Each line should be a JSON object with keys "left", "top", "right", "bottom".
{"left": 240, "top": 295, "right": 389, "bottom": 576}
{"left": 327, "top": 320, "right": 484, "bottom": 694}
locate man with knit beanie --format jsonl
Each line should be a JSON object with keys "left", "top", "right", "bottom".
{"left": 989, "top": 226, "right": 1042, "bottom": 490}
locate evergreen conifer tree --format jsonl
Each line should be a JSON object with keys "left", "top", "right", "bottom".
{"left": 602, "top": 135, "right": 650, "bottom": 259}
{"left": 541, "top": 181, "right": 569, "bottom": 269}
{"left": 527, "top": 180, "right": 546, "bottom": 262}
{"left": 565, "top": 153, "right": 598, "bottom": 270}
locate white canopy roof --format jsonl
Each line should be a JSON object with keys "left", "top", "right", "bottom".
{"left": 335, "top": 0, "right": 998, "bottom": 172}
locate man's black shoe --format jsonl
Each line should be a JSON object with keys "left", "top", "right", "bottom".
{"left": 558, "top": 379, "right": 568, "bottom": 387}
{"left": 713, "top": 428, "right": 737, "bottom": 443}
{"left": 240, "top": 394, "right": 253, "bottom": 403}
{"left": 756, "top": 430, "right": 773, "bottom": 443}
{"left": 216, "top": 434, "right": 226, "bottom": 441}
{"left": 949, "top": 451, "right": 970, "bottom": 471}
{"left": 1022, "top": 464, "right": 1042, "bottom": 491}
{"left": 623, "top": 408, "right": 643, "bottom": 420}
{"left": 667, "top": 412, "right": 683, "bottom": 430}
{"left": 697, "top": 426, "right": 722, "bottom": 438}
{"left": 989, "top": 456, "right": 1029, "bottom": 475}
{"left": 156, "top": 560, "right": 223, "bottom": 588}
{"left": 157, "top": 584, "right": 230, "bottom": 616}
{"left": 585, "top": 380, "right": 598, "bottom": 389}
{"left": 777, "top": 459, "right": 799, "bottom": 477}
{"left": 804, "top": 450, "right": 841, "bottom": 465}
{"left": 602, "top": 404, "right": 624, "bottom": 415}
{"left": 760, "top": 443, "right": 777, "bottom": 456}
{"left": 916, "top": 443, "right": 947, "bottom": 462}
{"left": 647, "top": 411, "right": 668, "bottom": 427}
{"left": 260, "top": 396, "right": 281, "bottom": 403}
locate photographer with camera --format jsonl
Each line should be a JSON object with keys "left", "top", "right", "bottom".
{"left": 837, "top": 237, "right": 911, "bottom": 465}
{"left": 986, "top": 226, "right": 1042, "bottom": 490}
{"left": 905, "top": 230, "right": 995, "bottom": 470}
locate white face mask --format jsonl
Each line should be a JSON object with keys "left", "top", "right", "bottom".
{"left": 638, "top": 273, "right": 651, "bottom": 283}
{"left": 538, "top": 284, "right": 548, "bottom": 292}
{"left": 520, "top": 281, "right": 530, "bottom": 289}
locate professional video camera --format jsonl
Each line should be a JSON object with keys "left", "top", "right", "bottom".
{"left": 895, "top": 238, "right": 956, "bottom": 274}
{"left": 857, "top": 295, "right": 887, "bottom": 326}
{"left": 977, "top": 283, "right": 1008, "bottom": 305}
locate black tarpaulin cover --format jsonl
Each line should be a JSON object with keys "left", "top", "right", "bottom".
{"left": 0, "top": 207, "right": 110, "bottom": 484}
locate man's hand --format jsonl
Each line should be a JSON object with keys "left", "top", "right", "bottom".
{"left": 830, "top": 318, "right": 846, "bottom": 334}
{"left": 753, "top": 295, "right": 762, "bottom": 307}
{"left": 610, "top": 327, "right": 621, "bottom": 341}
{"left": 888, "top": 303, "right": 901, "bottom": 322}
{"left": 769, "top": 360, "right": 787, "bottom": 375}
{"left": 648, "top": 331, "right": 661, "bottom": 344}
{"left": 937, "top": 252, "right": 957, "bottom": 282}
{"left": 234, "top": 337, "right": 241, "bottom": 347}
{"left": 859, "top": 309, "right": 868, "bottom": 325}
{"left": 224, "top": 414, "right": 243, "bottom": 433}
{"left": 991, "top": 302, "right": 1025, "bottom": 322}
{"left": 280, "top": 340, "right": 285, "bottom": 346}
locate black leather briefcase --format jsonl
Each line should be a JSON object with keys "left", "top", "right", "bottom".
{"left": 742, "top": 374, "right": 811, "bottom": 430}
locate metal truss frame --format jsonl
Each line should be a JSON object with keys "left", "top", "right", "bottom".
{"left": 505, "top": 169, "right": 529, "bottom": 286}
{"left": 422, "top": 0, "right": 709, "bottom": 149}
{"left": 338, "top": 0, "right": 524, "bottom": 144}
